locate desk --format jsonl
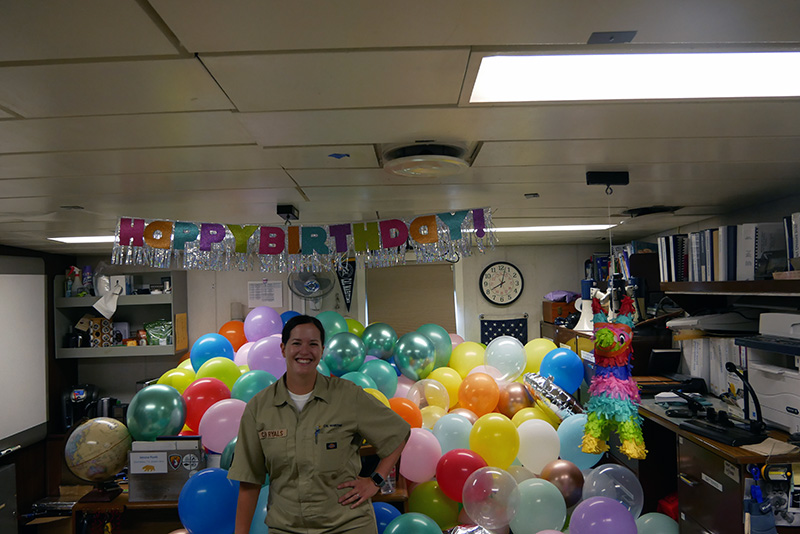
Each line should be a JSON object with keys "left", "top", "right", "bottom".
{"left": 627, "top": 395, "right": 800, "bottom": 533}
{"left": 70, "top": 492, "right": 181, "bottom": 534}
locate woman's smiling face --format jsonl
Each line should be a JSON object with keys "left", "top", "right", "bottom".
{"left": 281, "top": 322, "right": 324, "bottom": 378}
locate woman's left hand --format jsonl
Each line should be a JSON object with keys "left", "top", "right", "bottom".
{"left": 337, "top": 477, "right": 379, "bottom": 509}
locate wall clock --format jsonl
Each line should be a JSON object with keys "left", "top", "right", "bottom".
{"left": 479, "top": 261, "right": 524, "bottom": 305}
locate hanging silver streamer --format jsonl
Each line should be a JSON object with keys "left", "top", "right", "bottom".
{"left": 112, "top": 208, "right": 495, "bottom": 273}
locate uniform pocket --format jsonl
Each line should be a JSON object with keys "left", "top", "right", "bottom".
{"left": 317, "top": 432, "right": 350, "bottom": 473}
{"left": 260, "top": 431, "right": 289, "bottom": 474}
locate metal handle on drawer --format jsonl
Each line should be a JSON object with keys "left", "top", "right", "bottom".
{"left": 679, "top": 473, "right": 700, "bottom": 487}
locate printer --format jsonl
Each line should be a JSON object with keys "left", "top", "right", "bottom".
{"left": 742, "top": 313, "right": 800, "bottom": 433}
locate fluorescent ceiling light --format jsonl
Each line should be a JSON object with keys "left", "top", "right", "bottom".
{"left": 470, "top": 52, "right": 800, "bottom": 102}
{"left": 48, "top": 236, "right": 116, "bottom": 244}
{"left": 473, "top": 224, "right": 616, "bottom": 233}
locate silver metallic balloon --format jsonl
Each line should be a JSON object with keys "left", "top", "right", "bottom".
{"left": 523, "top": 372, "right": 584, "bottom": 421}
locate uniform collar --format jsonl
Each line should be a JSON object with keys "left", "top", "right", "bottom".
{"left": 273, "top": 373, "right": 333, "bottom": 406}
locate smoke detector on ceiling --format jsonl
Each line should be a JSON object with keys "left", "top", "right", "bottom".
{"left": 382, "top": 143, "right": 470, "bottom": 177}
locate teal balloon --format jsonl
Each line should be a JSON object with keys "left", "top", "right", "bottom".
{"left": 341, "top": 371, "right": 378, "bottom": 390}
{"left": 416, "top": 324, "right": 452, "bottom": 369}
{"left": 384, "top": 512, "right": 442, "bottom": 534}
{"left": 557, "top": 414, "right": 603, "bottom": 470}
{"left": 432, "top": 413, "right": 472, "bottom": 453}
{"left": 359, "top": 359, "right": 398, "bottom": 398}
{"left": 221, "top": 437, "right": 237, "bottom": 470}
{"left": 393, "top": 332, "right": 435, "bottom": 381}
{"left": 316, "top": 311, "right": 348, "bottom": 340}
{"left": 362, "top": 323, "right": 398, "bottom": 360}
{"left": 636, "top": 512, "right": 679, "bottom": 534}
{"left": 126, "top": 384, "right": 186, "bottom": 441}
{"left": 250, "top": 484, "right": 270, "bottom": 534}
{"left": 232, "top": 370, "right": 277, "bottom": 403}
{"left": 317, "top": 359, "right": 331, "bottom": 376}
{"left": 323, "top": 332, "right": 366, "bottom": 376}
{"left": 510, "top": 478, "right": 567, "bottom": 533}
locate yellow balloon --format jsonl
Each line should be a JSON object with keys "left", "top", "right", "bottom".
{"left": 421, "top": 405, "right": 447, "bottom": 430}
{"left": 523, "top": 338, "right": 558, "bottom": 374}
{"left": 238, "top": 364, "right": 250, "bottom": 375}
{"left": 469, "top": 413, "right": 519, "bottom": 469}
{"left": 157, "top": 368, "right": 195, "bottom": 394}
{"left": 196, "top": 357, "right": 241, "bottom": 390}
{"left": 536, "top": 401, "right": 562, "bottom": 429}
{"left": 364, "top": 388, "right": 390, "bottom": 408}
{"left": 178, "top": 358, "right": 194, "bottom": 372}
{"left": 449, "top": 342, "right": 485, "bottom": 378}
{"left": 427, "top": 367, "right": 462, "bottom": 408}
{"left": 346, "top": 318, "right": 365, "bottom": 337}
{"left": 511, "top": 404, "right": 559, "bottom": 429}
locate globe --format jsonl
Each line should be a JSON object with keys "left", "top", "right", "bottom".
{"left": 64, "top": 417, "right": 132, "bottom": 483}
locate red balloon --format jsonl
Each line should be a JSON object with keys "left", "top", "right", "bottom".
{"left": 182, "top": 377, "right": 230, "bottom": 431}
{"left": 435, "top": 448, "right": 488, "bottom": 502}
{"left": 218, "top": 320, "right": 247, "bottom": 352}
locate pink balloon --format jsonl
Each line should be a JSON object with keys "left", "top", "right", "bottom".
{"left": 247, "top": 335, "right": 286, "bottom": 377}
{"left": 449, "top": 333, "right": 465, "bottom": 347}
{"left": 244, "top": 306, "right": 282, "bottom": 342}
{"left": 198, "top": 398, "right": 246, "bottom": 453}
{"left": 393, "top": 374, "right": 415, "bottom": 398}
{"left": 234, "top": 342, "right": 255, "bottom": 366}
{"left": 399, "top": 427, "right": 442, "bottom": 482}
{"left": 364, "top": 355, "right": 379, "bottom": 362}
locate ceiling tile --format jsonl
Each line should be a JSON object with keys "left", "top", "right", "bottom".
{"left": 0, "top": 1, "right": 178, "bottom": 61}
{"left": 0, "top": 59, "right": 232, "bottom": 118}
{"left": 0, "top": 112, "right": 254, "bottom": 154}
{"left": 260, "top": 146, "right": 378, "bottom": 169}
{"left": 201, "top": 49, "right": 470, "bottom": 111}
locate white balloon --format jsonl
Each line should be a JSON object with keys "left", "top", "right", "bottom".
{"left": 516, "top": 419, "right": 560, "bottom": 474}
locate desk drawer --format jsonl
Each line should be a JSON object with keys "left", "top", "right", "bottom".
{"left": 678, "top": 437, "right": 743, "bottom": 534}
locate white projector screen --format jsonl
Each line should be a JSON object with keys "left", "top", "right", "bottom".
{"left": 0, "top": 256, "right": 47, "bottom": 451}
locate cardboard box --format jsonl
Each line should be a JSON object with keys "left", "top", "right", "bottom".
{"left": 109, "top": 275, "right": 134, "bottom": 295}
{"left": 89, "top": 317, "right": 113, "bottom": 347}
{"left": 128, "top": 438, "right": 206, "bottom": 502}
{"left": 542, "top": 300, "right": 576, "bottom": 323}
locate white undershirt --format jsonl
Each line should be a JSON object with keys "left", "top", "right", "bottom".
{"left": 289, "top": 390, "right": 313, "bottom": 411}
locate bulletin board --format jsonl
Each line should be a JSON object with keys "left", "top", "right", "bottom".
{"left": 0, "top": 256, "right": 47, "bottom": 451}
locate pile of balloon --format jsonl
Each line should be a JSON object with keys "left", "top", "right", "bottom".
{"left": 126, "top": 306, "right": 677, "bottom": 534}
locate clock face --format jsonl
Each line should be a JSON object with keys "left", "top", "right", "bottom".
{"left": 479, "top": 262, "right": 524, "bottom": 305}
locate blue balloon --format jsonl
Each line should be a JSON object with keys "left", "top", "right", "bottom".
{"left": 190, "top": 333, "right": 235, "bottom": 372}
{"left": 280, "top": 310, "right": 300, "bottom": 325}
{"left": 432, "top": 413, "right": 472, "bottom": 453}
{"left": 341, "top": 371, "right": 378, "bottom": 390}
{"left": 249, "top": 484, "right": 270, "bottom": 534}
{"left": 557, "top": 414, "right": 603, "bottom": 470}
{"left": 178, "top": 468, "right": 239, "bottom": 534}
{"left": 373, "top": 502, "right": 402, "bottom": 534}
{"left": 539, "top": 347, "right": 584, "bottom": 394}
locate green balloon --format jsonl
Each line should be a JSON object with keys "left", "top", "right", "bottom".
{"left": 322, "top": 332, "right": 366, "bottom": 376}
{"left": 232, "top": 370, "right": 277, "bottom": 403}
{"left": 417, "top": 323, "right": 453, "bottom": 369}
{"left": 509, "top": 478, "right": 566, "bottom": 534}
{"left": 316, "top": 311, "right": 347, "bottom": 341}
{"left": 126, "top": 384, "right": 186, "bottom": 441}
{"left": 358, "top": 359, "right": 398, "bottom": 398}
{"left": 221, "top": 437, "right": 237, "bottom": 470}
{"left": 341, "top": 371, "right": 377, "bottom": 390}
{"left": 362, "top": 323, "right": 398, "bottom": 360}
{"left": 393, "top": 332, "right": 435, "bottom": 381}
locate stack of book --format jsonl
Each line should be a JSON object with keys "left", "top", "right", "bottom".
{"left": 657, "top": 214, "right": 798, "bottom": 282}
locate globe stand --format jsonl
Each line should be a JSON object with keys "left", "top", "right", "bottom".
{"left": 79, "top": 481, "right": 123, "bottom": 502}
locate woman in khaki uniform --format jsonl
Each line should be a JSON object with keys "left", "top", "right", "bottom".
{"left": 229, "top": 315, "right": 410, "bottom": 534}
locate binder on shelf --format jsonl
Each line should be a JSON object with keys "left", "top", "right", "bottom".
{"left": 737, "top": 222, "right": 786, "bottom": 280}
{"left": 669, "top": 234, "right": 689, "bottom": 282}
{"left": 718, "top": 225, "right": 737, "bottom": 281}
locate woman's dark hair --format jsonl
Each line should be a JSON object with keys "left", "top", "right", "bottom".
{"left": 281, "top": 315, "right": 325, "bottom": 345}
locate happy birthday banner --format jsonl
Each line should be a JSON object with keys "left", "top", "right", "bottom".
{"left": 112, "top": 208, "right": 495, "bottom": 273}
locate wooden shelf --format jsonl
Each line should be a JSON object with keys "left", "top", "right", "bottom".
{"left": 661, "top": 280, "right": 800, "bottom": 296}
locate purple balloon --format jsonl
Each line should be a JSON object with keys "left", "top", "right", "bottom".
{"left": 570, "top": 496, "right": 637, "bottom": 534}
{"left": 234, "top": 341, "right": 255, "bottom": 366}
{"left": 247, "top": 335, "right": 286, "bottom": 377}
{"left": 244, "top": 306, "right": 282, "bottom": 342}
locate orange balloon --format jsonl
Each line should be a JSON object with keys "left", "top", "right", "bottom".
{"left": 218, "top": 320, "right": 247, "bottom": 351}
{"left": 389, "top": 397, "right": 423, "bottom": 428}
{"left": 457, "top": 372, "right": 500, "bottom": 417}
